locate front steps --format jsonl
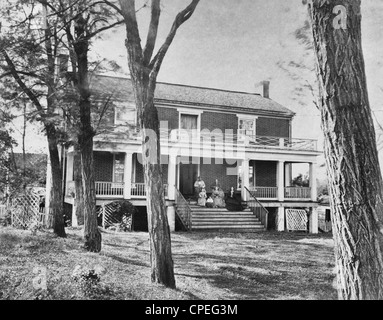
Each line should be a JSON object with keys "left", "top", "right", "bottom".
{"left": 189, "top": 205, "right": 265, "bottom": 232}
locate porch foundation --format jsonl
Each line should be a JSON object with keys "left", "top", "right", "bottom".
{"left": 309, "top": 207, "right": 318, "bottom": 234}
{"left": 166, "top": 205, "right": 176, "bottom": 232}
{"left": 72, "top": 204, "right": 78, "bottom": 227}
{"left": 276, "top": 207, "right": 285, "bottom": 231}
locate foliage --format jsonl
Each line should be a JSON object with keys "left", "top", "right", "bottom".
{"left": 106, "top": 200, "right": 136, "bottom": 232}
{"left": 71, "top": 265, "right": 113, "bottom": 299}
{"left": 109, "top": 200, "right": 136, "bottom": 220}
{"left": 0, "top": 210, "right": 12, "bottom": 226}
{"left": 291, "top": 173, "right": 309, "bottom": 187}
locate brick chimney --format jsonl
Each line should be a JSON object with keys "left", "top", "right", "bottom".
{"left": 263, "top": 80, "right": 270, "bottom": 99}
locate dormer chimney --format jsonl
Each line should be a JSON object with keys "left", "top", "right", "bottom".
{"left": 263, "top": 80, "right": 270, "bottom": 99}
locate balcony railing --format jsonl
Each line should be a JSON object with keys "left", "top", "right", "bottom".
{"left": 165, "top": 129, "right": 317, "bottom": 152}
{"left": 95, "top": 182, "right": 124, "bottom": 197}
{"left": 95, "top": 128, "right": 317, "bottom": 152}
{"left": 248, "top": 186, "right": 278, "bottom": 199}
{"left": 284, "top": 187, "right": 311, "bottom": 199}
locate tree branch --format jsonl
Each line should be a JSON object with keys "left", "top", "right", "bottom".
{"left": 148, "top": 0, "right": 199, "bottom": 87}
{"left": 0, "top": 49, "right": 44, "bottom": 112}
{"left": 143, "top": 0, "right": 160, "bottom": 66}
{"left": 118, "top": 0, "right": 143, "bottom": 54}
{"left": 87, "top": 19, "right": 125, "bottom": 38}
{"left": 103, "top": 0, "right": 124, "bottom": 16}
{"left": 0, "top": 70, "right": 44, "bottom": 81}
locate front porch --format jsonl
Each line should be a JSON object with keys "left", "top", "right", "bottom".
{"left": 64, "top": 151, "right": 317, "bottom": 203}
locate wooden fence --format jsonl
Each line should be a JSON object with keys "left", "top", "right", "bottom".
{"left": 10, "top": 190, "right": 46, "bottom": 229}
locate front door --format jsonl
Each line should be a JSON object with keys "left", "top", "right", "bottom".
{"left": 180, "top": 164, "right": 198, "bottom": 196}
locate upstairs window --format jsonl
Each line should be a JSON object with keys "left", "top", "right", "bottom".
{"left": 238, "top": 116, "right": 257, "bottom": 140}
{"left": 114, "top": 102, "right": 136, "bottom": 126}
{"left": 113, "top": 153, "right": 125, "bottom": 183}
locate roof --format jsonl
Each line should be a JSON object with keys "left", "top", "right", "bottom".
{"left": 89, "top": 74, "right": 295, "bottom": 118}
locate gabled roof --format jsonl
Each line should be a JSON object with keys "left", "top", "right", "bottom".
{"left": 89, "top": 74, "right": 295, "bottom": 118}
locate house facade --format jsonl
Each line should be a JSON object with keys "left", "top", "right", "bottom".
{"left": 62, "top": 75, "right": 321, "bottom": 233}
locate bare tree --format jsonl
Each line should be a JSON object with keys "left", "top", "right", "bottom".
{"left": 308, "top": 0, "right": 383, "bottom": 299}
{"left": 0, "top": 2, "right": 67, "bottom": 237}
{"left": 116, "top": 0, "right": 200, "bottom": 288}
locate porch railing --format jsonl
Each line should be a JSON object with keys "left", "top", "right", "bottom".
{"left": 130, "top": 183, "right": 146, "bottom": 197}
{"left": 95, "top": 181, "right": 124, "bottom": 197}
{"left": 115, "top": 127, "right": 318, "bottom": 152}
{"left": 130, "top": 183, "right": 168, "bottom": 198}
{"left": 284, "top": 187, "right": 311, "bottom": 199}
{"left": 245, "top": 187, "right": 268, "bottom": 230}
{"left": 174, "top": 187, "right": 192, "bottom": 231}
{"left": 248, "top": 186, "right": 278, "bottom": 199}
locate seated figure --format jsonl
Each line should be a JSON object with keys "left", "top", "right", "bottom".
{"left": 198, "top": 188, "right": 207, "bottom": 207}
{"left": 211, "top": 186, "right": 226, "bottom": 208}
{"left": 206, "top": 197, "right": 214, "bottom": 208}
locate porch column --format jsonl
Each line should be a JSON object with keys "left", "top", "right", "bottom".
{"left": 276, "top": 207, "right": 285, "bottom": 231}
{"left": 66, "top": 152, "right": 74, "bottom": 185}
{"left": 167, "top": 154, "right": 177, "bottom": 200}
{"left": 309, "top": 162, "right": 317, "bottom": 202}
{"left": 72, "top": 203, "right": 78, "bottom": 227}
{"left": 241, "top": 158, "right": 250, "bottom": 201}
{"left": 45, "top": 152, "right": 52, "bottom": 227}
{"left": 284, "top": 163, "right": 292, "bottom": 187}
{"left": 69, "top": 150, "right": 79, "bottom": 227}
{"left": 309, "top": 207, "right": 319, "bottom": 234}
{"left": 277, "top": 160, "right": 285, "bottom": 201}
{"left": 123, "top": 152, "right": 133, "bottom": 199}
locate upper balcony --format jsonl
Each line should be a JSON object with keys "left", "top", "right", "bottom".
{"left": 95, "top": 127, "right": 318, "bottom": 153}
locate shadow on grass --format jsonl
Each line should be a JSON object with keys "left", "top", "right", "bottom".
{"left": 102, "top": 252, "right": 150, "bottom": 268}
{"left": 173, "top": 249, "right": 336, "bottom": 300}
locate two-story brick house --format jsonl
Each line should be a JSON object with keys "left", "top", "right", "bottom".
{"left": 62, "top": 74, "right": 320, "bottom": 233}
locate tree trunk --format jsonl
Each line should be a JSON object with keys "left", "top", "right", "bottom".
{"left": 142, "top": 96, "right": 175, "bottom": 288}
{"left": 73, "top": 144, "right": 84, "bottom": 225}
{"left": 309, "top": 0, "right": 383, "bottom": 299}
{"left": 74, "top": 16, "right": 101, "bottom": 253}
{"left": 46, "top": 124, "right": 66, "bottom": 237}
{"left": 127, "top": 45, "right": 176, "bottom": 288}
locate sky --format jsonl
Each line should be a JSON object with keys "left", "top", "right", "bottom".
{"left": 13, "top": 0, "right": 383, "bottom": 173}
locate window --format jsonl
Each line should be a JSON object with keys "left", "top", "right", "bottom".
{"left": 177, "top": 108, "right": 203, "bottom": 140}
{"left": 115, "top": 102, "right": 136, "bottom": 125}
{"left": 238, "top": 117, "right": 256, "bottom": 140}
{"left": 113, "top": 154, "right": 124, "bottom": 183}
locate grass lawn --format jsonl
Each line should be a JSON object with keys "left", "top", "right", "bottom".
{"left": 0, "top": 226, "right": 337, "bottom": 300}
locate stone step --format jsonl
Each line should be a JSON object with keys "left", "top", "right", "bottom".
{"left": 192, "top": 225, "right": 265, "bottom": 231}
{"left": 192, "top": 218, "right": 261, "bottom": 224}
{"left": 189, "top": 206, "right": 251, "bottom": 211}
{"left": 192, "top": 215, "right": 256, "bottom": 220}
{"left": 191, "top": 210, "right": 253, "bottom": 215}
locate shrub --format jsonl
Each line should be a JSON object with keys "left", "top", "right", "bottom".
{"left": 107, "top": 200, "right": 137, "bottom": 232}
{"left": 71, "top": 265, "right": 112, "bottom": 299}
